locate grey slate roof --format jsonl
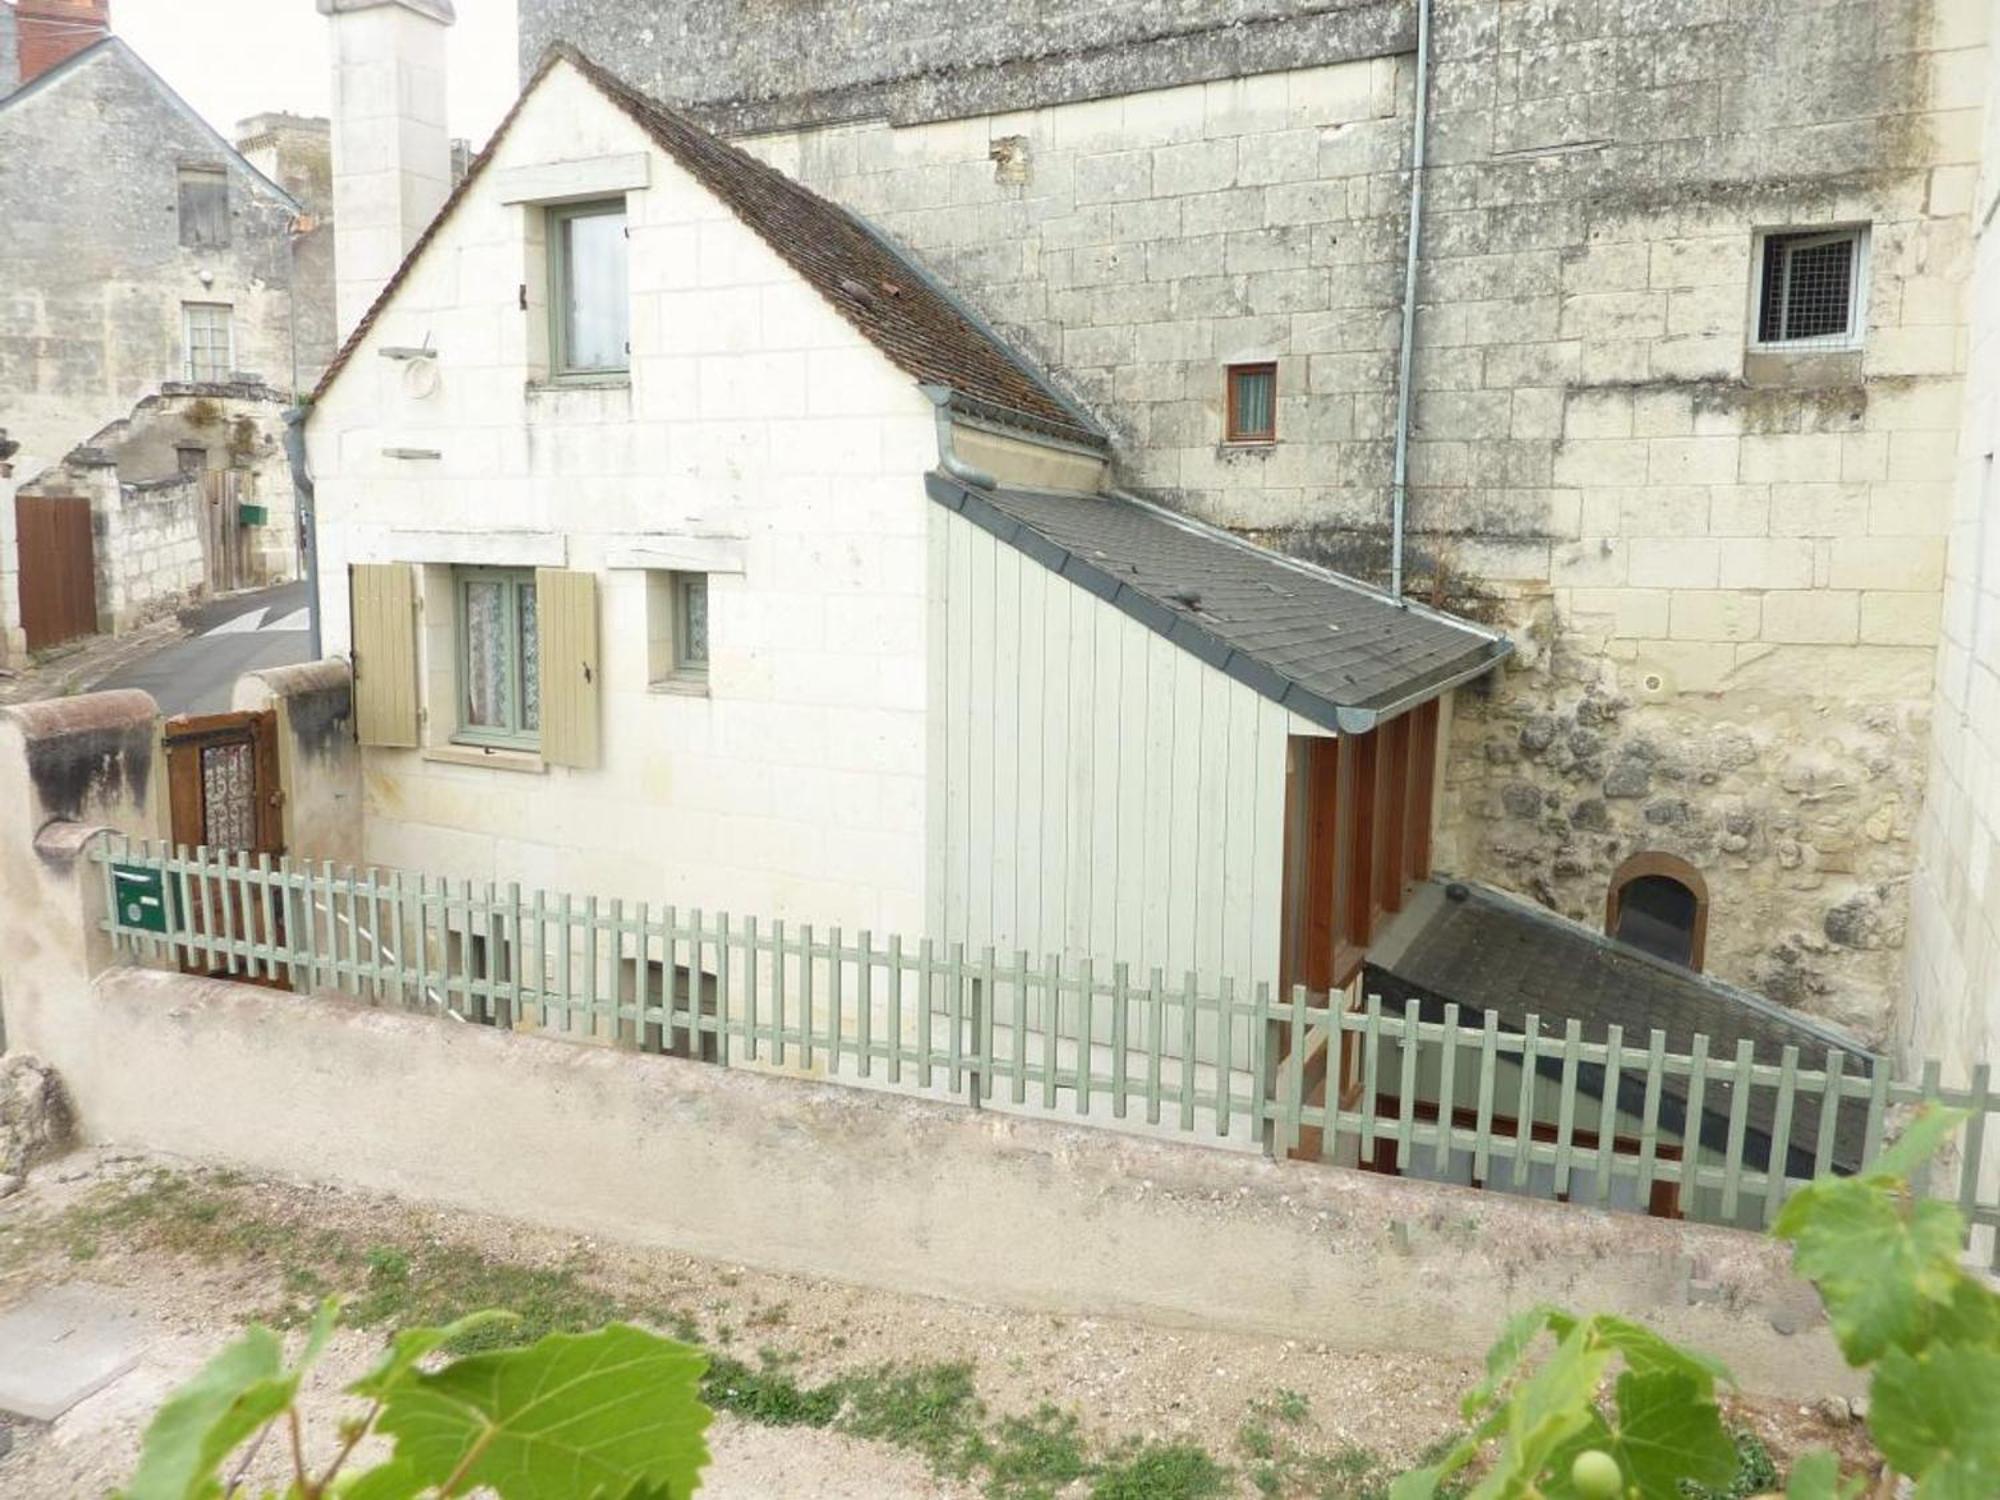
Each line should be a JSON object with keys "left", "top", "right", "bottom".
{"left": 1364, "top": 877, "right": 1881, "bottom": 1175}
{"left": 928, "top": 475, "right": 1510, "bottom": 733}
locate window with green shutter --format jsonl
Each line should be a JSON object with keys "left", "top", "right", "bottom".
{"left": 455, "top": 566, "right": 541, "bottom": 749}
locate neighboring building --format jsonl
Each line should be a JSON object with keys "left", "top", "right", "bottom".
{"left": 0, "top": 14, "right": 332, "bottom": 484}
{"left": 515, "top": 0, "right": 1989, "bottom": 1044}
{"left": 303, "top": 42, "right": 1507, "bottom": 1007}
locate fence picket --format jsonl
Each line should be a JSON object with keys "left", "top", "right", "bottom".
{"left": 1474, "top": 1010, "right": 1499, "bottom": 1184}
{"left": 1593, "top": 1024, "right": 1623, "bottom": 1206}
{"left": 1637, "top": 1029, "right": 1667, "bottom": 1204}
{"left": 1436, "top": 1003, "right": 1461, "bottom": 1175}
{"left": 1144, "top": 967, "right": 1163, "bottom": 1125}
{"left": 1764, "top": 1046, "right": 1800, "bottom": 1225}
{"left": 1554, "top": 1019, "right": 1581, "bottom": 1200}
{"left": 1720, "top": 1039, "right": 1756, "bottom": 1220}
{"left": 1509, "top": 1013, "right": 1540, "bottom": 1191}
{"left": 1111, "top": 961, "right": 1130, "bottom": 1120}
{"left": 858, "top": 931, "right": 875, "bottom": 1080}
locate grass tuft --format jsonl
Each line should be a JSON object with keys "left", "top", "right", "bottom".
{"left": 1091, "top": 1440, "right": 1232, "bottom": 1500}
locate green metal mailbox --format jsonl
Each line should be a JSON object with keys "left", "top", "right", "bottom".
{"left": 111, "top": 863, "right": 172, "bottom": 935}
{"left": 238, "top": 502, "right": 270, "bottom": 527}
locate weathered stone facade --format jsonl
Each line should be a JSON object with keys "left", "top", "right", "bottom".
{"left": 0, "top": 38, "right": 331, "bottom": 481}
{"left": 517, "top": 0, "right": 1983, "bottom": 1040}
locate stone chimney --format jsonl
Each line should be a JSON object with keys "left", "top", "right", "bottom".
{"left": 317, "top": 0, "right": 455, "bottom": 338}
{"left": 14, "top": 0, "right": 110, "bottom": 86}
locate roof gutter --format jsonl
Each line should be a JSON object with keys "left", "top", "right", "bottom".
{"left": 922, "top": 383, "right": 997, "bottom": 490}
{"left": 1388, "top": 0, "right": 1433, "bottom": 600}
{"left": 1331, "top": 638, "right": 1511, "bottom": 736}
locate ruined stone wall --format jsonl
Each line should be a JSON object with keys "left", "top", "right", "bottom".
{"left": 0, "top": 42, "right": 314, "bottom": 479}
{"left": 518, "top": 0, "right": 1982, "bottom": 1039}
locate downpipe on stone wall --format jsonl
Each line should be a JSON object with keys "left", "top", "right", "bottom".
{"left": 1388, "top": 0, "right": 1433, "bottom": 601}
{"left": 281, "top": 406, "right": 322, "bottom": 662}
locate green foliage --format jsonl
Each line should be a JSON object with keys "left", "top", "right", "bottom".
{"left": 837, "top": 1360, "right": 989, "bottom": 1475}
{"left": 699, "top": 1350, "right": 842, "bottom": 1428}
{"left": 1394, "top": 1106, "right": 1999, "bottom": 1500}
{"left": 1089, "top": 1440, "right": 1233, "bottom": 1500}
{"left": 117, "top": 1300, "right": 712, "bottom": 1500}
{"left": 982, "top": 1404, "right": 1091, "bottom": 1500}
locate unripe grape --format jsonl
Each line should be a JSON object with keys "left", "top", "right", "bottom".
{"left": 1571, "top": 1448, "right": 1623, "bottom": 1500}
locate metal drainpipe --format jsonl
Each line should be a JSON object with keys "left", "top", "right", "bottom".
{"left": 1388, "top": 0, "right": 1433, "bottom": 601}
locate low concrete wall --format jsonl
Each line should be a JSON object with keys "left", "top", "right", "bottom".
{"left": 46, "top": 959, "right": 1850, "bottom": 1400}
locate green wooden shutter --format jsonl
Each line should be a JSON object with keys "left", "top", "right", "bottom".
{"left": 349, "top": 563, "right": 418, "bottom": 748}
{"left": 537, "top": 568, "right": 600, "bottom": 769}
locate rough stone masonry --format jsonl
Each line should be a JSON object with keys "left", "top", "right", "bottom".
{"left": 517, "top": 0, "right": 1983, "bottom": 1041}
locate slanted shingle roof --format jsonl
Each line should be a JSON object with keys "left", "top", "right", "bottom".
{"left": 313, "top": 44, "right": 1097, "bottom": 443}
{"left": 1364, "top": 877, "right": 1880, "bottom": 1175}
{"left": 929, "top": 474, "right": 1510, "bottom": 731}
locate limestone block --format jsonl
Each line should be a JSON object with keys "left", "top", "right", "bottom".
{"left": 1829, "top": 536, "right": 1947, "bottom": 592}
{"left": 1561, "top": 241, "right": 1651, "bottom": 294}
{"left": 1152, "top": 138, "right": 1238, "bottom": 197}
{"left": 1553, "top": 438, "right": 1650, "bottom": 487}
{"left": 1770, "top": 483, "right": 1872, "bottom": 538}
{"left": 1710, "top": 485, "right": 1771, "bottom": 536}
{"left": 1861, "top": 592, "right": 1944, "bottom": 646}
{"left": 1564, "top": 389, "right": 1633, "bottom": 439}
{"left": 1559, "top": 290, "right": 1667, "bottom": 341}
{"left": 1740, "top": 434, "right": 1845, "bottom": 484}
{"left": 1628, "top": 538, "right": 1721, "bottom": 589}
{"left": 1649, "top": 436, "right": 1739, "bottom": 485}
{"left": 1235, "top": 128, "right": 1320, "bottom": 185}
{"left": 1671, "top": 590, "right": 1762, "bottom": 642}
{"left": 1762, "top": 591, "right": 1861, "bottom": 645}
{"left": 1567, "top": 586, "right": 1670, "bottom": 639}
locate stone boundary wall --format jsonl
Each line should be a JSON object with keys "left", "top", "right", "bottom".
{"left": 29, "top": 959, "right": 1847, "bottom": 1400}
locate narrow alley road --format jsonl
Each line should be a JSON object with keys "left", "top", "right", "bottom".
{"left": 90, "top": 582, "right": 313, "bottom": 716}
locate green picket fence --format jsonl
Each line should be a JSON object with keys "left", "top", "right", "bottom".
{"left": 93, "top": 837, "right": 1998, "bottom": 1264}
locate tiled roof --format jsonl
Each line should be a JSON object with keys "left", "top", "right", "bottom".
{"left": 929, "top": 475, "right": 1510, "bottom": 732}
{"left": 313, "top": 45, "right": 1095, "bottom": 441}
{"left": 1365, "top": 878, "right": 1880, "bottom": 1175}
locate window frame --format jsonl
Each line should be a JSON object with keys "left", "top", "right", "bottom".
{"left": 674, "top": 572, "right": 709, "bottom": 675}
{"left": 1749, "top": 225, "right": 1869, "bottom": 353}
{"left": 547, "top": 198, "right": 631, "bottom": 380}
{"left": 1224, "top": 361, "right": 1278, "bottom": 444}
{"left": 452, "top": 565, "right": 541, "bottom": 750}
{"left": 1604, "top": 850, "right": 1709, "bottom": 972}
{"left": 182, "top": 301, "right": 235, "bottom": 383}
{"left": 177, "top": 164, "right": 230, "bottom": 249}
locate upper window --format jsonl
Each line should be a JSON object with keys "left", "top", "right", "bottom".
{"left": 178, "top": 165, "right": 229, "bottom": 249}
{"left": 1225, "top": 362, "right": 1277, "bottom": 443}
{"left": 183, "top": 303, "right": 234, "bottom": 382}
{"left": 647, "top": 570, "right": 709, "bottom": 688}
{"left": 1753, "top": 227, "right": 1867, "bottom": 350}
{"left": 549, "top": 200, "right": 629, "bottom": 377}
{"left": 456, "top": 566, "right": 540, "bottom": 749}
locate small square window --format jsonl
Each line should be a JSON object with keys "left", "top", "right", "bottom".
{"left": 1753, "top": 227, "right": 1867, "bottom": 350}
{"left": 647, "top": 570, "right": 710, "bottom": 688}
{"left": 456, "top": 566, "right": 540, "bottom": 748}
{"left": 1225, "top": 362, "right": 1277, "bottom": 443}
{"left": 176, "top": 444, "right": 207, "bottom": 475}
{"left": 183, "top": 302, "right": 234, "bottom": 383}
{"left": 178, "top": 165, "right": 229, "bottom": 249}
{"left": 549, "top": 199, "right": 629, "bottom": 377}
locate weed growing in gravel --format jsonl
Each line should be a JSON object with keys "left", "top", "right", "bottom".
{"left": 982, "top": 1404, "right": 1092, "bottom": 1499}
{"left": 702, "top": 1348, "right": 844, "bottom": 1427}
{"left": 838, "top": 1360, "right": 990, "bottom": 1475}
{"left": 1091, "top": 1439, "right": 1233, "bottom": 1499}
{"left": 1237, "top": 1389, "right": 1389, "bottom": 1499}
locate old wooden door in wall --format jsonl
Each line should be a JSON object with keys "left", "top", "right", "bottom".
{"left": 163, "top": 708, "right": 288, "bottom": 989}
{"left": 15, "top": 492, "right": 98, "bottom": 651}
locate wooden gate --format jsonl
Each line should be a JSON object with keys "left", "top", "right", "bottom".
{"left": 202, "top": 470, "right": 247, "bottom": 594}
{"left": 15, "top": 492, "right": 98, "bottom": 651}
{"left": 163, "top": 708, "right": 288, "bottom": 989}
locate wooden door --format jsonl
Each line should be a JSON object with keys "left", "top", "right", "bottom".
{"left": 15, "top": 492, "right": 98, "bottom": 650}
{"left": 163, "top": 709, "right": 288, "bottom": 988}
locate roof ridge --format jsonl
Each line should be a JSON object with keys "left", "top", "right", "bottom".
{"left": 311, "top": 41, "right": 1085, "bottom": 433}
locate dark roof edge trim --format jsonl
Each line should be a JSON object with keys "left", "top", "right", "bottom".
{"left": 927, "top": 471, "right": 1507, "bottom": 734}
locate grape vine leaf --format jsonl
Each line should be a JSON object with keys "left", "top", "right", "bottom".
{"left": 118, "top": 1300, "right": 336, "bottom": 1500}
{"left": 348, "top": 1311, "right": 520, "bottom": 1400}
{"left": 1868, "top": 1343, "right": 2000, "bottom": 1500}
{"left": 1782, "top": 1449, "right": 1865, "bottom": 1500}
{"left": 375, "top": 1323, "right": 711, "bottom": 1499}
{"left": 1465, "top": 1323, "right": 1611, "bottom": 1500}
{"left": 1773, "top": 1175, "right": 1964, "bottom": 1364}
{"left": 1539, "top": 1371, "right": 1737, "bottom": 1500}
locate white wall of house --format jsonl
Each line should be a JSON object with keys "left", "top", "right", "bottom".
{"left": 928, "top": 502, "right": 1307, "bottom": 994}
{"left": 308, "top": 59, "right": 942, "bottom": 937}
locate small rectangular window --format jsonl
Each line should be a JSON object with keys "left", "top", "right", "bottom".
{"left": 1754, "top": 227, "right": 1866, "bottom": 350}
{"left": 1225, "top": 362, "right": 1277, "bottom": 443}
{"left": 647, "top": 570, "right": 709, "bottom": 687}
{"left": 549, "top": 199, "right": 629, "bottom": 376}
{"left": 182, "top": 302, "right": 234, "bottom": 382}
{"left": 178, "top": 165, "right": 229, "bottom": 248}
{"left": 176, "top": 444, "right": 207, "bottom": 475}
{"left": 456, "top": 566, "right": 540, "bottom": 748}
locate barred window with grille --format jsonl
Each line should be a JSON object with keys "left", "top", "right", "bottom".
{"left": 182, "top": 302, "right": 234, "bottom": 383}
{"left": 1754, "top": 228, "right": 1867, "bottom": 350}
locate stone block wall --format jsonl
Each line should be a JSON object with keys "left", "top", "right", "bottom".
{"left": 528, "top": 0, "right": 1986, "bottom": 1037}
{"left": 98, "top": 477, "right": 208, "bottom": 633}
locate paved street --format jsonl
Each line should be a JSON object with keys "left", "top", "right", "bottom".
{"left": 91, "top": 582, "right": 313, "bottom": 716}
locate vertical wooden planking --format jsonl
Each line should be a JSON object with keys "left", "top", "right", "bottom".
{"left": 829, "top": 926, "right": 845, "bottom": 1076}
{"left": 800, "top": 924, "right": 817, "bottom": 1072}
{"left": 925, "top": 512, "right": 952, "bottom": 948}
{"left": 772, "top": 919, "right": 789, "bottom": 1066}
{"left": 1958, "top": 1062, "right": 1990, "bottom": 1233}
{"left": 1861, "top": 1064, "right": 1890, "bottom": 1169}
{"left": 1284, "top": 986, "right": 1308, "bottom": 1159}
{"left": 1811, "top": 1050, "right": 1847, "bottom": 1181}
{"left": 1720, "top": 1039, "right": 1756, "bottom": 1220}
{"left": 991, "top": 548, "right": 1021, "bottom": 954}
{"left": 1765, "top": 1045, "right": 1800, "bottom": 1225}
{"left": 1064, "top": 570, "right": 1096, "bottom": 960}
{"left": 1474, "top": 1010, "right": 1500, "bottom": 1184}
{"left": 1038, "top": 573, "right": 1070, "bottom": 969}
{"left": 1509, "top": 1014, "right": 1540, "bottom": 1190}
{"left": 978, "top": 945, "right": 996, "bottom": 1102}
{"left": 1075, "top": 956, "right": 1094, "bottom": 1115}
{"left": 717, "top": 911, "right": 734, "bottom": 1065}
{"left": 1248, "top": 699, "right": 1288, "bottom": 1031}
{"left": 1360, "top": 992, "right": 1383, "bottom": 1163}
{"left": 1145, "top": 967, "right": 1164, "bottom": 1126}
{"left": 917, "top": 936, "right": 934, "bottom": 1088}
{"left": 1395, "top": 998, "right": 1419, "bottom": 1163}
{"left": 1114, "top": 618, "right": 1148, "bottom": 968}
{"left": 1111, "top": 960, "right": 1130, "bottom": 1119}
{"left": 1165, "top": 649, "right": 1203, "bottom": 987}
{"left": 1637, "top": 1029, "right": 1667, "bottom": 1203}
{"left": 743, "top": 914, "right": 760, "bottom": 1062}
{"left": 966, "top": 529, "right": 995, "bottom": 952}
{"left": 1220, "top": 683, "right": 1259, "bottom": 1014}
{"left": 1553, "top": 1019, "right": 1581, "bottom": 1199}
{"left": 886, "top": 933, "right": 902, "bottom": 1084}
{"left": 1192, "top": 668, "right": 1230, "bottom": 994}
{"left": 295, "top": 855, "right": 318, "bottom": 991}
{"left": 1012, "top": 950, "right": 1031, "bottom": 1104}
{"left": 1593, "top": 1025, "right": 1624, "bottom": 1205}
{"left": 945, "top": 508, "right": 974, "bottom": 951}
{"left": 1140, "top": 635, "right": 1175, "bottom": 977}
{"left": 1435, "top": 1003, "right": 1461, "bottom": 1174}
{"left": 350, "top": 563, "right": 419, "bottom": 746}
{"left": 1178, "top": 969, "right": 1198, "bottom": 1132}
{"left": 535, "top": 569, "right": 600, "bottom": 769}
{"left": 1013, "top": 561, "right": 1046, "bottom": 958}
{"left": 947, "top": 939, "right": 965, "bottom": 1093}
{"left": 1087, "top": 601, "right": 1121, "bottom": 977}
{"left": 1043, "top": 952, "right": 1062, "bottom": 1109}
{"left": 858, "top": 930, "right": 875, "bottom": 1078}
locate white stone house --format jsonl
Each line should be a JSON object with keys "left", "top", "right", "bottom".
{"left": 304, "top": 45, "right": 1509, "bottom": 1008}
